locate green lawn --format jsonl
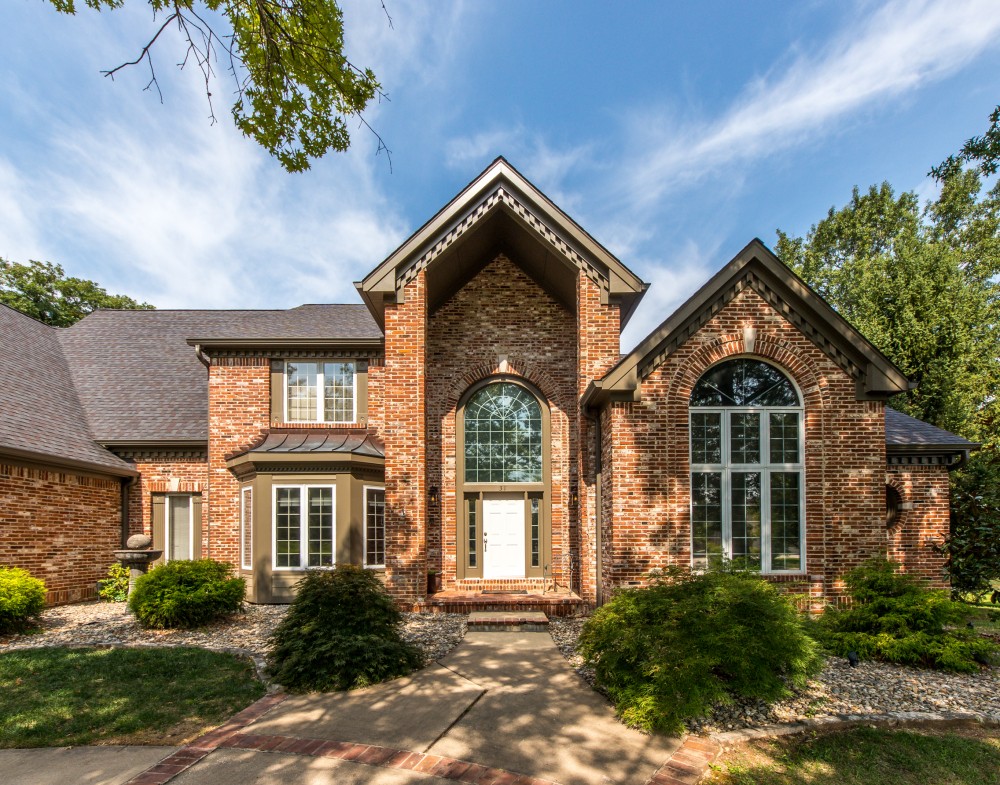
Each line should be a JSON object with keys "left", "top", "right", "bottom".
{"left": 967, "top": 600, "right": 1000, "bottom": 635}
{"left": 708, "top": 727, "right": 1000, "bottom": 785}
{"left": 0, "top": 647, "right": 266, "bottom": 748}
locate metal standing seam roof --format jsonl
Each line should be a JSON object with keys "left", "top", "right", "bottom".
{"left": 232, "top": 429, "right": 385, "bottom": 460}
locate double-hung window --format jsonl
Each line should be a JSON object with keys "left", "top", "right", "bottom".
{"left": 285, "top": 361, "right": 356, "bottom": 423}
{"left": 689, "top": 358, "right": 804, "bottom": 573}
{"left": 273, "top": 485, "right": 335, "bottom": 568}
{"left": 165, "top": 495, "right": 194, "bottom": 562}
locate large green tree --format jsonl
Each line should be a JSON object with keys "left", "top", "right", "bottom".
{"left": 775, "top": 171, "right": 1000, "bottom": 447}
{"left": 933, "top": 104, "right": 1000, "bottom": 179}
{"left": 0, "top": 258, "right": 153, "bottom": 326}
{"left": 49, "top": 1, "right": 386, "bottom": 172}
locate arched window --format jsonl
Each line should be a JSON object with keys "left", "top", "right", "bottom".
{"left": 689, "top": 358, "right": 804, "bottom": 573}
{"left": 464, "top": 382, "right": 543, "bottom": 483}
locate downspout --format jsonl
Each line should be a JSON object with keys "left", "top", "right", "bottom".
{"left": 120, "top": 476, "right": 138, "bottom": 547}
{"left": 594, "top": 410, "right": 603, "bottom": 607}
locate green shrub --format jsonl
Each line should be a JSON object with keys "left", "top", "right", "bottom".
{"left": 815, "top": 558, "right": 998, "bottom": 672}
{"left": 0, "top": 567, "right": 46, "bottom": 633}
{"left": 577, "top": 566, "right": 822, "bottom": 734}
{"left": 268, "top": 565, "right": 423, "bottom": 692}
{"left": 98, "top": 563, "right": 130, "bottom": 603}
{"left": 128, "top": 559, "right": 244, "bottom": 629}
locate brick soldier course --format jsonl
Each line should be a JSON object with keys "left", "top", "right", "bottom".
{"left": 0, "top": 157, "right": 976, "bottom": 607}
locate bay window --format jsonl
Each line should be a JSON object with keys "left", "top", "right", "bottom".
{"left": 273, "top": 484, "right": 335, "bottom": 569}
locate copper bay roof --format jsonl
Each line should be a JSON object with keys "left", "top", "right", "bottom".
{"left": 231, "top": 429, "right": 385, "bottom": 460}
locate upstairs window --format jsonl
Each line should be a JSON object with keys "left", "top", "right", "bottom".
{"left": 689, "top": 358, "right": 804, "bottom": 573}
{"left": 285, "top": 361, "right": 356, "bottom": 423}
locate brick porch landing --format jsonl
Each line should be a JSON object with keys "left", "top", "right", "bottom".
{"left": 420, "top": 589, "right": 588, "bottom": 617}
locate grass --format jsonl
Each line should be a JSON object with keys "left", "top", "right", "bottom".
{"left": 707, "top": 726, "right": 1000, "bottom": 785}
{"left": 0, "top": 647, "right": 266, "bottom": 748}
{"left": 966, "top": 600, "right": 1000, "bottom": 635}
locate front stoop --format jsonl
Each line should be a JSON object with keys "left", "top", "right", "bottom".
{"left": 422, "top": 590, "right": 587, "bottom": 617}
{"left": 466, "top": 610, "right": 550, "bottom": 632}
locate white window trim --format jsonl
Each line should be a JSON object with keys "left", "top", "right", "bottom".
{"left": 240, "top": 486, "right": 253, "bottom": 570}
{"left": 690, "top": 407, "right": 806, "bottom": 574}
{"left": 271, "top": 484, "right": 337, "bottom": 571}
{"left": 283, "top": 360, "right": 357, "bottom": 424}
{"left": 363, "top": 484, "right": 386, "bottom": 569}
{"left": 164, "top": 494, "right": 195, "bottom": 563}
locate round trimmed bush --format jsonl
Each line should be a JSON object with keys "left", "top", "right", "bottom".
{"left": 128, "top": 559, "right": 245, "bottom": 629}
{"left": 268, "top": 565, "right": 423, "bottom": 692}
{"left": 0, "top": 567, "right": 46, "bottom": 633}
{"left": 578, "top": 567, "right": 822, "bottom": 734}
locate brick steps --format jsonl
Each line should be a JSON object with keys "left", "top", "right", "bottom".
{"left": 421, "top": 590, "right": 587, "bottom": 618}
{"left": 466, "top": 610, "right": 549, "bottom": 632}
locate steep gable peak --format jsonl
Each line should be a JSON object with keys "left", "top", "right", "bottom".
{"left": 357, "top": 157, "right": 647, "bottom": 328}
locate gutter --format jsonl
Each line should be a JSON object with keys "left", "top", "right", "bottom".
{"left": 0, "top": 445, "right": 137, "bottom": 478}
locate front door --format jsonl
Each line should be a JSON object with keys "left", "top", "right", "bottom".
{"left": 483, "top": 494, "right": 525, "bottom": 579}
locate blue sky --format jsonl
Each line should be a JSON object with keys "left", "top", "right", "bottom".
{"left": 2, "top": 0, "right": 999, "bottom": 349}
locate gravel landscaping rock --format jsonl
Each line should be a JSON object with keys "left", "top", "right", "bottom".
{"left": 548, "top": 615, "right": 1000, "bottom": 732}
{"left": 0, "top": 602, "right": 467, "bottom": 665}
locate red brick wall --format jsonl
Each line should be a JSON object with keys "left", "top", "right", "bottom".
{"left": 426, "top": 255, "right": 582, "bottom": 594}
{"left": 123, "top": 455, "right": 208, "bottom": 539}
{"left": 207, "top": 358, "right": 270, "bottom": 566}
{"left": 0, "top": 461, "right": 121, "bottom": 605}
{"left": 383, "top": 272, "right": 428, "bottom": 606}
{"left": 603, "top": 287, "right": 888, "bottom": 604}
{"left": 887, "top": 465, "right": 950, "bottom": 586}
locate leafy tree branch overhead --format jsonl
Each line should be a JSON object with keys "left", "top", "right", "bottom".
{"left": 48, "top": 1, "right": 389, "bottom": 172}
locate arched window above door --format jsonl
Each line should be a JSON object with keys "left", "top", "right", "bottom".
{"left": 464, "top": 382, "right": 543, "bottom": 483}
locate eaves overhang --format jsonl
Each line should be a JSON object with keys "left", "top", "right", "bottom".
{"left": 357, "top": 157, "right": 648, "bottom": 329}
{"left": 0, "top": 445, "right": 138, "bottom": 478}
{"left": 187, "top": 338, "right": 384, "bottom": 351}
{"left": 583, "top": 238, "right": 912, "bottom": 410}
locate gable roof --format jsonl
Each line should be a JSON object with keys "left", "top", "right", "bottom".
{"left": 0, "top": 304, "right": 134, "bottom": 475}
{"left": 357, "top": 157, "right": 648, "bottom": 329}
{"left": 59, "top": 305, "right": 381, "bottom": 444}
{"left": 583, "top": 238, "right": 912, "bottom": 409}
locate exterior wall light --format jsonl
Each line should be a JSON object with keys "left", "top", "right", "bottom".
{"left": 429, "top": 486, "right": 439, "bottom": 505}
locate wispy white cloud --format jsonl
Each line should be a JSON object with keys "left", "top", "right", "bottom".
{"left": 618, "top": 0, "right": 1000, "bottom": 211}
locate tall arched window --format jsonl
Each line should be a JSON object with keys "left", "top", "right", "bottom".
{"left": 464, "top": 382, "right": 543, "bottom": 483}
{"left": 689, "top": 358, "right": 804, "bottom": 572}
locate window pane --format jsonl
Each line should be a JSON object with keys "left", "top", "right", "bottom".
{"left": 691, "top": 472, "right": 723, "bottom": 569}
{"left": 731, "top": 473, "right": 762, "bottom": 570}
{"left": 275, "top": 488, "right": 301, "bottom": 568}
{"left": 769, "top": 412, "right": 800, "bottom": 463}
{"left": 730, "top": 412, "right": 761, "bottom": 464}
{"left": 467, "top": 497, "right": 478, "bottom": 568}
{"left": 464, "top": 383, "right": 543, "bottom": 483}
{"left": 690, "top": 412, "right": 722, "bottom": 464}
{"left": 307, "top": 488, "right": 334, "bottom": 567}
{"left": 323, "top": 362, "right": 355, "bottom": 422}
{"left": 168, "top": 496, "right": 191, "bottom": 561}
{"left": 770, "top": 472, "right": 802, "bottom": 571}
{"left": 241, "top": 487, "right": 252, "bottom": 569}
{"left": 287, "top": 362, "right": 318, "bottom": 422}
{"left": 365, "top": 488, "right": 385, "bottom": 567}
{"left": 530, "top": 497, "right": 540, "bottom": 568}
{"left": 690, "top": 359, "right": 799, "bottom": 407}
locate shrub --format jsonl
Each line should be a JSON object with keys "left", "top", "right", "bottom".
{"left": 815, "top": 558, "right": 998, "bottom": 672}
{"left": 0, "top": 567, "right": 46, "bottom": 633}
{"left": 577, "top": 566, "right": 822, "bottom": 734}
{"left": 268, "top": 565, "right": 423, "bottom": 692}
{"left": 98, "top": 563, "right": 130, "bottom": 603}
{"left": 128, "top": 559, "right": 244, "bottom": 629}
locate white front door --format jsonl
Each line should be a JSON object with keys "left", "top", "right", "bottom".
{"left": 483, "top": 495, "right": 525, "bottom": 579}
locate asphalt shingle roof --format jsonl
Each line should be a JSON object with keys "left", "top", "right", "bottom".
{"left": 885, "top": 407, "right": 977, "bottom": 450}
{"left": 0, "top": 304, "right": 131, "bottom": 472}
{"left": 57, "top": 306, "right": 382, "bottom": 443}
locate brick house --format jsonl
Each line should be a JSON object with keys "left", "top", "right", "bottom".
{"left": 0, "top": 158, "right": 975, "bottom": 610}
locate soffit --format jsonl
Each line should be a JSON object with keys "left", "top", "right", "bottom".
{"left": 357, "top": 157, "right": 648, "bottom": 328}
{"left": 585, "top": 239, "right": 911, "bottom": 408}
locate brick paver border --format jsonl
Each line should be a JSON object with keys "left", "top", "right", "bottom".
{"left": 645, "top": 736, "right": 720, "bottom": 785}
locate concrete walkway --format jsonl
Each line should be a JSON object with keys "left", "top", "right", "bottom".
{"left": 8, "top": 631, "right": 715, "bottom": 785}
{"left": 0, "top": 745, "right": 176, "bottom": 785}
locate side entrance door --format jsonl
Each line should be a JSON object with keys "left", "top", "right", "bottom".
{"left": 483, "top": 494, "right": 525, "bottom": 579}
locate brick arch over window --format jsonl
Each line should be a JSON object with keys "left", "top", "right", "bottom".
{"left": 659, "top": 330, "right": 834, "bottom": 575}
{"left": 443, "top": 356, "right": 564, "bottom": 415}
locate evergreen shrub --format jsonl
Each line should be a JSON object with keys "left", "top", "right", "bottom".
{"left": 815, "top": 558, "right": 997, "bottom": 672}
{"left": 577, "top": 566, "right": 821, "bottom": 734}
{"left": 128, "top": 559, "right": 244, "bottom": 629}
{"left": 268, "top": 565, "right": 423, "bottom": 692}
{"left": 0, "top": 567, "right": 46, "bottom": 633}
